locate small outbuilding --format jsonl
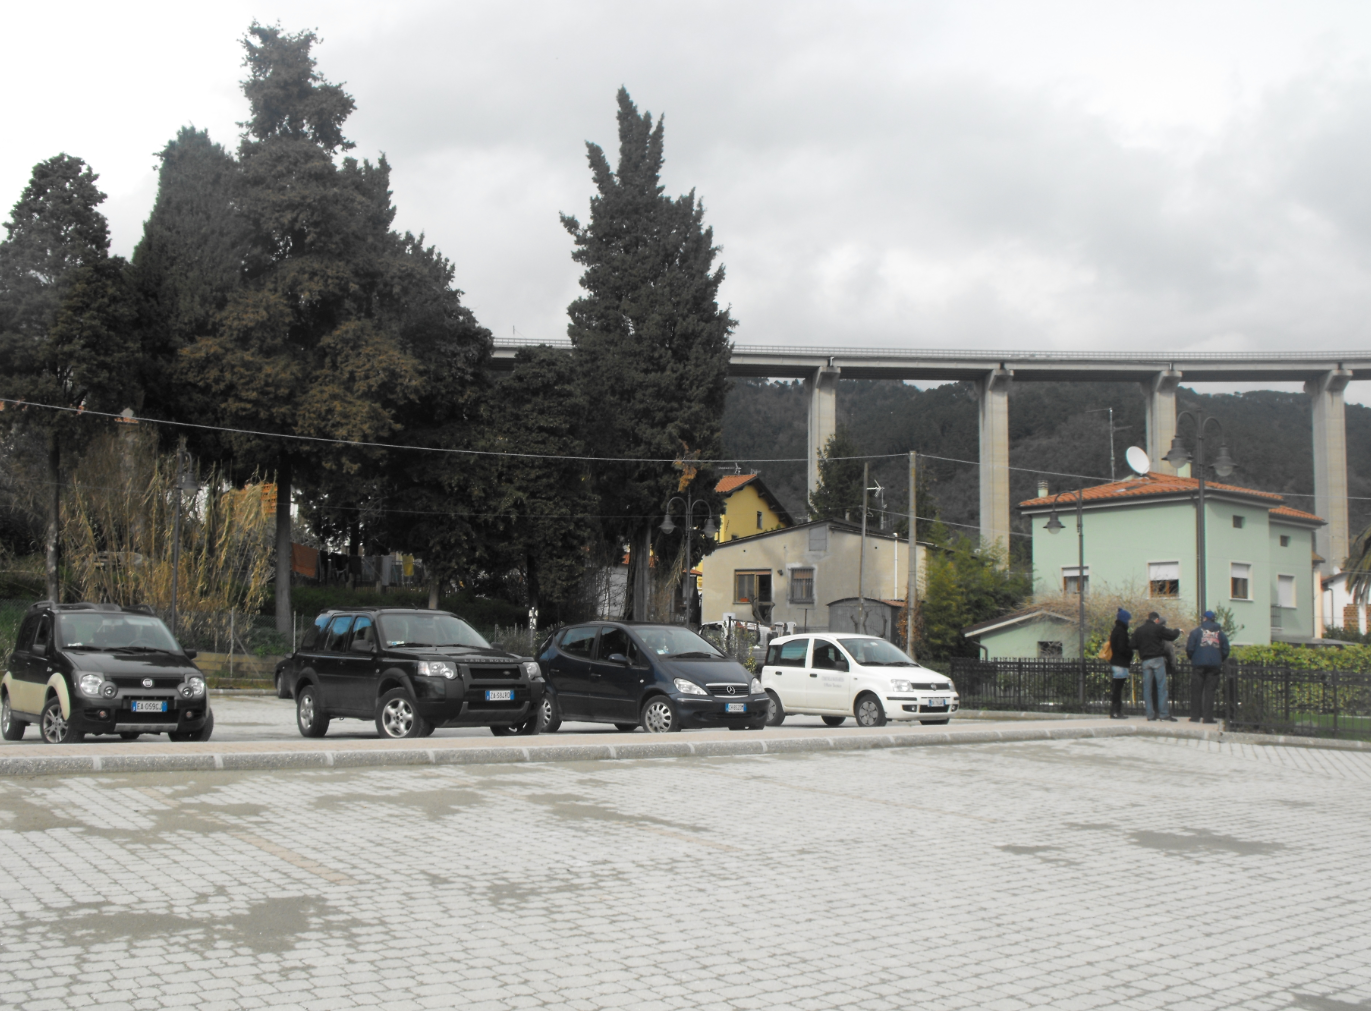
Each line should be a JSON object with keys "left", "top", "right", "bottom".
{"left": 826, "top": 597, "right": 907, "bottom": 642}
{"left": 962, "top": 607, "right": 1080, "bottom": 659}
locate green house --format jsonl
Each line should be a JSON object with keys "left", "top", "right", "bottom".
{"left": 1016, "top": 472, "right": 1323, "bottom": 647}
{"left": 962, "top": 607, "right": 1081, "bottom": 659}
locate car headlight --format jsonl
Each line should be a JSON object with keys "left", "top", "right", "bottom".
{"left": 417, "top": 660, "right": 458, "bottom": 679}
{"left": 942, "top": 682, "right": 956, "bottom": 693}
{"left": 750, "top": 677, "right": 763, "bottom": 695}
{"left": 890, "top": 680, "right": 913, "bottom": 692}
{"left": 78, "top": 673, "right": 104, "bottom": 697}
{"left": 520, "top": 661, "right": 543, "bottom": 681}
{"left": 673, "top": 678, "right": 708, "bottom": 696}
{"left": 187, "top": 676, "right": 205, "bottom": 697}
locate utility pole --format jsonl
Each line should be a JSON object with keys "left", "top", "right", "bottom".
{"left": 906, "top": 451, "right": 917, "bottom": 656}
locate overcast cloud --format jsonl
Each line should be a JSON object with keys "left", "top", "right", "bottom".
{"left": 5, "top": 1, "right": 1371, "bottom": 395}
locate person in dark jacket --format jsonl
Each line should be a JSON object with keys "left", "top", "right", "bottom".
{"left": 1185, "top": 610, "right": 1230, "bottom": 724}
{"left": 1107, "top": 609, "right": 1133, "bottom": 719}
{"left": 1132, "top": 612, "right": 1182, "bottom": 722}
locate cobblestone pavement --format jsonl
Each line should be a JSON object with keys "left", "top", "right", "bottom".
{"left": 1, "top": 736, "right": 1369, "bottom": 1011}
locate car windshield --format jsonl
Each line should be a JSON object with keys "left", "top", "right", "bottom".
{"left": 634, "top": 626, "right": 724, "bottom": 658}
{"left": 57, "top": 613, "right": 182, "bottom": 652}
{"left": 838, "top": 637, "right": 918, "bottom": 667}
{"left": 378, "top": 613, "right": 491, "bottom": 650}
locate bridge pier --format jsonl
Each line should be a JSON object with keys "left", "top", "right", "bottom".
{"left": 1307, "top": 369, "right": 1353, "bottom": 572}
{"left": 973, "top": 368, "right": 1013, "bottom": 559}
{"left": 805, "top": 364, "right": 840, "bottom": 503}
{"left": 1142, "top": 370, "right": 1182, "bottom": 475}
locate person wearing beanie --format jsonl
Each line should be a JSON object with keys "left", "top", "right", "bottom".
{"left": 1185, "top": 610, "right": 1230, "bottom": 724}
{"left": 1107, "top": 609, "right": 1134, "bottom": 718}
{"left": 1131, "top": 611, "right": 1183, "bottom": 721}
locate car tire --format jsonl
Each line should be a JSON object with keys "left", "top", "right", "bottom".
{"left": 40, "top": 696, "right": 83, "bottom": 744}
{"left": 821, "top": 715, "right": 846, "bottom": 727}
{"left": 764, "top": 690, "right": 785, "bottom": 726}
{"left": 170, "top": 710, "right": 215, "bottom": 743}
{"left": 613, "top": 723, "right": 638, "bottom": 732}
{"left": 537, "top": 695, "right": 561, "bottom": 734}
{"left": 854, "top": 693, "right": 887, "bottom": 728}
{"left": 275, "top": 672, "right": 291, "bottom": 699}
{"left": 640, "top": 696, "right": 681, "bottom": 733}
{"left": 296, "top": 685, "right": 330, "bottom": 738}
{"left": 490, "top": 725, "right": 515, "bottom": 736}
{"left": 921, "top": 719, "right": 950, "bottom": 725}
{"left": 417, "top": 721, "right": 436, "bottom": 738}
{"left": 1, "top": 694, "right": 26, "bottom": 741}
{"left": 375, "top": 688, "right": 430, "bottom": 739}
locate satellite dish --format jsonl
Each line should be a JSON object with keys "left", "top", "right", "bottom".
{"left": 1125, "top": 446, "right": 1151, "bottom": 476}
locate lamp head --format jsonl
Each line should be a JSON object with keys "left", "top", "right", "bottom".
{"left": 659, "top": 513, "right": 677, "bottom": 534}
{"left": 1212, "top": 443, "right": 1236, "bottom": 479}
{"left": 1162, "top": 436, "right": 1193, "bottom": 469}
{"left": 1045, "top": 510, "right": 1065, "bottom": 535}
{"left": 703, "top": 515, "right": 718, "bottom": 537}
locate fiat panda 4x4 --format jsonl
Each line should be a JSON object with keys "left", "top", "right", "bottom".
{"left": 2, "top": 601, "right": 213, "bottom": 743}
{"left": 760, "top": 633, "right": 958, "bottom": 728}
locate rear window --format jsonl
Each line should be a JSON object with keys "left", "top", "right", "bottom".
{"left": 765, "top": 639, "right": 809, "bottom": 667}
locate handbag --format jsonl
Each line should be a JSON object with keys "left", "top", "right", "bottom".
{"left": 1097, "top": 640, "right": 1113, "bottom": 662}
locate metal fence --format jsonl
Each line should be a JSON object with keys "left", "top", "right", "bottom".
{"left": 948, "top": 657, "right": 1371, "bottom": 740}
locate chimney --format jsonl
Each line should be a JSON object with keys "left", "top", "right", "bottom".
{"left": 1037, "top": 480, "right": 1050, "bottom": 499}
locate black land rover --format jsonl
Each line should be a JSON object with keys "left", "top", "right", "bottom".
{"left": 2, "top": 602, "right": 214, "bottom": 744}
{"left": 277, "top": 608, "right": 546, "bottom": 739}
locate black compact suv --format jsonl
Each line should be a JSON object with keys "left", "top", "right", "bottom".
{"left": 2, "top": 601, "right": 214, "bottom": 744}
{"left": 276, "top": 608, "right": 546, "bottom": 739}
{"left": 538, "top": 621, "right": 765, "bottom": 733}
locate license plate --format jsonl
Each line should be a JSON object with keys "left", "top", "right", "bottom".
{"left": 725, "top": 703, "right": 746, "bottom": 713}
{"left": 132, "top": 701, "right": 167, "bottom": 713}
{"left": 484, "top": 690, "right": 514, "bottom": 702}
{"left": 927, "top": 699, "right": 947, "bottom": 708}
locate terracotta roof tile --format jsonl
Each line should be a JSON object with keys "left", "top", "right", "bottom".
{"left": 715, "top": 474, "right": 757, "bottom": 494}
{"left": 1022, "top": 471, "right": 1296, "bottom": 507}
{"left": 1271, "top": 504, "right": 1324, "bottom": 523}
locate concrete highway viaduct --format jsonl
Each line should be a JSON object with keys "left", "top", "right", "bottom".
{"left": 491, "top": 339, "right": 1371, "bottom": 575}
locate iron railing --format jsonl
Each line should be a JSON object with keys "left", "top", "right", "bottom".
{"left": 948, "top": 658, "right": 1371, "bottom": 739}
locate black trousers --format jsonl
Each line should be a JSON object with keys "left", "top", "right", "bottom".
{"left": 1191, "top": 666, "right": 1221, "bottom": 721}
{"left": 1110, "top": 677, "right": 1126, "bottom": 716}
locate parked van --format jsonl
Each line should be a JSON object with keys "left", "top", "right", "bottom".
{"left": 760, "top": 633, "right": 958, "bottom": 727}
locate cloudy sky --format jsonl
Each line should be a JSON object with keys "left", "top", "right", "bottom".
{"left": 6, "top": 1, "right": 1371, "bottom": 392}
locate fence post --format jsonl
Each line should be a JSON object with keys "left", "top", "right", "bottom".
{"left": 1333, "top": 670, "right": 1339, "bottom": 738}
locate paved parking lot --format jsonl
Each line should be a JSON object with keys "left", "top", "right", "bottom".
{"left": 1, "top": 735, "right": 1368, "bottom": 1011}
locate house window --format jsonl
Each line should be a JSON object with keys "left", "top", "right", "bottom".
{"left": 1149, "top": 562, "right": 1180, "bottom": 597}
{"left": 1038, "top": 641, "right": 1063, "bottom": 658}
{"left": 756, "top": 510, "right": 763, "bottom": 530}
{"left": 790, "top": 567, "right": 815, "bottom": 603}
{"left": 1232, "top": 515, "right": 1245, "bottom": 529}
{"left": 808, "top": 526, "right": 828, "bottom": 552}
{"left": 1279, "top": 535, "right": 1290, "bottom": 547}
{"left": 1230, "top": 563, "right": 1251, "bottom": 600}
{"left": 1277, "top": 574, "right": 1296, "bottom": 609}
{"left": 734, "top": 570, "right": 772, "bottom": 604}
{"left": 1062, "top": 566, "right": 1089, "bottom": 595}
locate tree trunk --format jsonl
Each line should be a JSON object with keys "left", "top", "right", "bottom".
{"left": 427, "top": 575, "right": 439, "bottom": 610}
{"left": 44, "top": 433, "right": 60, "bottom": 602}
{"left": 275, "top": 461, "right": 292, "bottom": 635}
{"left": 632, "top": 526, "right": 651, "bottom": 621}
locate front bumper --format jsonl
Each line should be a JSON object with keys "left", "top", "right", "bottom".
{"left": 414, "top": 678, "right": 546, "bottom": 727}
{"left": 885, "top": 695, "right": 960, "bottom": 720}
{"left": 675, "top": 693, "right": 769, "bottom": 728}
{"left": 77, "top": 692, "right": 211, "bottom": 735}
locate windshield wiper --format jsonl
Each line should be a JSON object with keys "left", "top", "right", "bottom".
{"left": 108, "top": 646, "right": 176, "bottom": 654}
{"left": 669, "top": 651, "right": 719, "bottom": 659}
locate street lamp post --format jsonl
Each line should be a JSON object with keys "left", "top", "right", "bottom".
{"left": 1162, "top": 412, "right": 1236, "bottom": 620}
{"left": 1046, "top": 488, "right": 1086, "bottom": 705}
{"left": 660, "top": 494, "right": 718, "bottom": 627}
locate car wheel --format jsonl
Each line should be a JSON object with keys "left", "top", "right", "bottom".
{"left": 275, "top": 672, "right": 291, "bottom": 699}
{"left": 376, "top": 688, "right": 429, "bottom": 739}
{"left": 640, "top": 696, "right": 681, "bottom": 733}
{"left": 764, "top": 690, "right": 785, "bottom": 726}
{"left": 921, "top": 719, "right": 950, "bottom": 725}
{"left": 537, "top": 695, "right": 561, "bottom": 734}
{"left": 613, "top": 723, "right": 638, "bottom": 732}
{"left": 119, "top": 732, "right": 141, "bottom": 740}
{"left": 40, "top": 696, "right": 83, "bottom": 744}
{"left": 170, "top": 710, "right": 215, "bottom": 743}
{"left": 1, "top": 695, "right": 26, "bottom": 741}
{"left": 821, "top": 715, "right": 846, "bottom": 727}
{"left": 296, "top": 685, "right": 330, "bottom": 738}
{"left": 854, "top": 693, "right": 887, "bottom": 728}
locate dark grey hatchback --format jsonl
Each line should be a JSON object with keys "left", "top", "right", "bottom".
{"left": 537, "top": 622, "right": 765, "bottom": 733}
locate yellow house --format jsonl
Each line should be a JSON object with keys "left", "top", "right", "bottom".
{"left": 714, "top": 474, "right": 793, "bottom": 541}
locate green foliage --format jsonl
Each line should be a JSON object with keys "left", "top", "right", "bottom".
{"left": 562, "top": 88, "right": 734, "bottom": 615}
{"left": 269, "top": 585, "right": 526, "bottom": 627}
{"left": 0, "top": 599, "right": 26, "bottom": 665}
{"left": 1231, "top": 642, "right": 1371, "bottom": 672}
{"left": 918, "top": 535, "right": 1032, "bottom": 659}
{"left": 808, "top": 429, "right": 867, "bottom": 522}
{"left": 1211, "top": 605, "right": 1245, "bottom": 641}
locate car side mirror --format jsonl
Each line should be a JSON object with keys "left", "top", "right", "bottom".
{"left": 184, "top": 649, "right": 198, "bottom": 660}
{"left": 607, "top": 652, "right": 630, "bottom": 665}
{"left": 837, "top": 660, "right": 849, "bottom": 672}
{"left": 31, "top": 642, "right": 46, "bottom": 657}
{"left": 351, "top": 639, "right": 374, "bottom": 654}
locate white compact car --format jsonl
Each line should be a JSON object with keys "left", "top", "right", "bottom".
{"left": 759, "top": 634, "right": 959, "bottom": 728}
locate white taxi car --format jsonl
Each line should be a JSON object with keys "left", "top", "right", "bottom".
{"left": 760, "top": 634, "right": 959, "bottom": 727}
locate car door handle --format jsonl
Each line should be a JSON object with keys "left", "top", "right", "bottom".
{"left": 589, "top": 671, "right": 601, "bottom": 678}
{"left": 809, "top": 673, "right": 818, "bottom": 678}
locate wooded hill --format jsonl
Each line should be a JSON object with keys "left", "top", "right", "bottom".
{"left": 722, "top": 378, "right": 1371, "bottom": 562}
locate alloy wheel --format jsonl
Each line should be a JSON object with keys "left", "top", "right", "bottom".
{"left": 41, "top": 705, "right": 68, "bottom": 744}
{"left": 642, "top": 699, "right": 675, "bottom": 733}
{"left": 298, "top": 693, "right": 316, "bottom": 732}
{"left": 381, "top": 697, "right": 415, "bottom": 738}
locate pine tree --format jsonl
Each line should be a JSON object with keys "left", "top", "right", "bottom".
{"left": 0, "top": 155, "right": 138, "bottom": 599}
{"left": 808, "top": 429, "right": 868, "bottom": 523}
{"left": 561, "top": 88, "right": 734, "bottom": 617}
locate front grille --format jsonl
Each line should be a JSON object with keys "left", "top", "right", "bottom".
{"left": 468, "top": 666, "right": 519, "bottom": 680}
{"left": 706, "top": 683, "right": 750, "bottom": 697}
{"left": 111, "top": 676, "right": 183, "bottom": 689}
{"left": 910, "top": 682, "right": 949, "bottom": 691}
